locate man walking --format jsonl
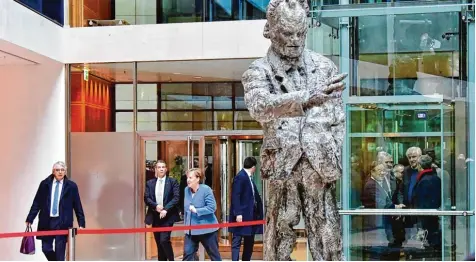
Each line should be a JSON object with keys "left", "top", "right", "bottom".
{"left": 145, "top": 160, "right": 180, "bottom": 261}
{"left": 229, "top": 157, "right": 264, "bottom": 261}
{"left": 25, "top": 161, "right": 85, "bottom": 261}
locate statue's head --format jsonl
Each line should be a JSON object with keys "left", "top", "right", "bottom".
{"left": 264, "top": 0, "right": 309, "bottom": 59}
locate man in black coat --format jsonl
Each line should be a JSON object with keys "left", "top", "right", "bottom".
{"left": 412, "top": 154, "right": 442, "bottom": 260}
{"left": 229, "top": 157, "right": 264, "bottom": 261}
{"left": 144, "top": 160, "right": 180, "bottom": 261}
{"left": 26, "top": 161, "right": 85, "bottom": 261}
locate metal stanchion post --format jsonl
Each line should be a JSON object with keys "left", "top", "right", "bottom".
{"left": 68, "top": 228, "right": 77, "bottom": 261}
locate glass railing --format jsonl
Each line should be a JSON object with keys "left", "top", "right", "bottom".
{"left": 70, "top": 0, "right": 270, "bottom": 27}
{"left": 15, "top": 0, "right": 64, "bottom": 26}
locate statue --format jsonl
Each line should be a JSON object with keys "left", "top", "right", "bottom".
{"left": 241, "top": 0, "right": 347, "bottom": 260}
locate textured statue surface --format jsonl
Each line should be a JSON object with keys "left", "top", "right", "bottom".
{"left": 241, "top": 0, "right": 347, "bottom": 260}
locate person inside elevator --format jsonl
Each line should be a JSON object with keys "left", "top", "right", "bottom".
{"left": 144, "top": 160, "right": 180, "bottom": 261}
{"left": 377, "top": 152, "right": 405, "bottom": 259}
{"left": 361, "top": 162, "right": 405, "bottom": 260}
{"left": 411, "top": 154, "right": 442, "bottom": 260}
{"left": 229, "top": 156, "right": 264, "bottom": 261}
{"left": 183, "top": 168, "right": 221, "bottom": 261}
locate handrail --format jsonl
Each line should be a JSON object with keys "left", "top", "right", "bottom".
{"left": 338, "top": 209, "right": 475, "bottom": 216}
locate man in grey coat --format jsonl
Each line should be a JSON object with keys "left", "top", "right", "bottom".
{"left": 241, "top": 0, "right": 347, "bottom": 260}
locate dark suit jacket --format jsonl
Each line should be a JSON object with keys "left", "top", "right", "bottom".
{"left": 144, "top": 176, "right": 180, "bottom": 226}
{"left": 26, "top": 175, "right": 85, "bottom": 240}
{"left": 411, "top": 169, "right": 441, "bottom": 246}
{"left": 229, "top": 169, "right": 264, "bottom": 236}
{"left": 400, "top": 166, "right": 419, "bottom": 206}
{"left": 361, "top": 177, "right": 394, "bottom": 242}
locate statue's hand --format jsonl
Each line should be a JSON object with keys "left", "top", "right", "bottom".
{"left": 323, "top": 73, "right": 347, "bottom": 95}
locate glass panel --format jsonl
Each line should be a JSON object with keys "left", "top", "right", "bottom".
{"left": 234, "top": 111, "right": 261, "bottom": 130}
{"left": 346, "top": 215, "right": 473, "bottom": 261}
{"left": 138, "top": 84, "right": 158, "bottom": 109}
{"left": 354, "top": 12, "right": 460, "bottom": 98}
{"left": 159, "top": 0, "right": 203, "bottom": 23}
{"left": 116, "top": 84, "right": 134, "bottom": 110}
{"left": 138, "top": 112, "right": 158, "bottom": 131}
{"left": 115, "top": 112, "right": 133, "bottom": 132}
{"left": 161, "top": 122, "right": 214, "bottom": 131}
{"left": 161, "top": 112, "right": 213, "bottom": 122}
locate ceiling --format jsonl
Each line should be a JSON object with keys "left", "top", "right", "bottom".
{"left": 71, "top": 58, "right": 258, "bottom": 83}
{"left": 0, "top": 50, "right": 37, "bottom": 66}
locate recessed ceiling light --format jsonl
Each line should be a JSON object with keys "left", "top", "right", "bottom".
{"left": 194, "top": 76, "right": 202, "bottom": 79}
{"left": 173, "top": 72, "right": 181, "bottom": 75}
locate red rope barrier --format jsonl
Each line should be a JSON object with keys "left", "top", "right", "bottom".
{"left": 0, "top": 230, "right": 68, "bottom": 238}
{"left": 0, "top": 220, "right": 265, "bottom": 239}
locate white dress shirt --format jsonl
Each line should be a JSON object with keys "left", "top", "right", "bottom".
{"left": 50, "top": 178, "right": 64, "bottom": 217}
{"left": 155, "top": 177, "right": 166, "bottom": 206}
{"left": 244, "top": 169, "right": 254, "bottom": 197}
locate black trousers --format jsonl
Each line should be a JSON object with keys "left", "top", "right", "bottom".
{"left": 231, "top": 234, "right": 255, "bottom": 261}
{"left": 153, "top": 221, "right": 175, "bottom": 261}
{"left": 183, "top": 231, "right": 221, "bottom": 261}
{"left": 42, "top": 217, "right": 67, "bottom": 261}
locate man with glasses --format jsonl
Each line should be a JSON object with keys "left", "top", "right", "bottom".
{"left": 25, "top": 161, "right": 85, "bottom": 261}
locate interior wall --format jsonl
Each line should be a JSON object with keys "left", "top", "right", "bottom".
{"left": 0, "top": 1, "right": 64, "bottom": 62}
{"left": 0, "top": 62, "right": 66, "bottom": 260}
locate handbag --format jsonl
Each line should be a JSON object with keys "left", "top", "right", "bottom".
{"left": 19, "top": 225, "right": 35, "bottom": 255}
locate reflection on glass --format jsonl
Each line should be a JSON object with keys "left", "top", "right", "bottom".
{"left": 354, "top": 12, "right": 461, "bottom": 98}
{"left": 159, "top": 0, "right": 203, "bottom": 23}
{"left": 16, "top": 0, "right": 64, "bottom": 25}
{"left": 116, "top": 84, "right": 134, "bottom": 110}
{"left": 347, "top": 215, "right": 474, "bottom": 261}
{"left": 116, "top": 112, "right": 133, "bottom": 132}
{"left": 138, "top": 84, "right": 158, "bottom": 110}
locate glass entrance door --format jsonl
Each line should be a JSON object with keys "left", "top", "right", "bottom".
{"left": 143, "top": 135, "right": 200, "bottom": 260}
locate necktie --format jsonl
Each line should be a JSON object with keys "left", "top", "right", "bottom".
{"left": 249, "top": 176, "right": 255, "bottom": 197}
{"left": 157, "top": 179, "right": 164, "bottom": 206}
{"left": 52, "top": 181, "right": 60, "bottom": 216}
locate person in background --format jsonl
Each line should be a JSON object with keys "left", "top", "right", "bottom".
{"left": 229, "top": 157, "right": 264, "bottom": 261}
{"left": 183, "top": 168, "right": 222, "bottom": 261}
{"left": 25, "top": 161, "right": 85, "bottom": 261}
{"left": 361, "top": 162, "right": 405, "bottom": 260}
{"left": 412, "top": 154, "right": 442, "bottom": 260}
{"left": 144, "top": 160, "right": 180, "bottom": 261}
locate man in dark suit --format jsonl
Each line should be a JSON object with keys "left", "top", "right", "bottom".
{"left": 145, "top": 160, "right": 180, "bottom": 261}
{"left": 25, "top": 161, "right": 85, "bottom": 261}
{"left": 229, "top": 157, "right": 264, "bottom": 261}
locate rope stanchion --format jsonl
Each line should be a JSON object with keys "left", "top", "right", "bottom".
{"left": 0, "top": 220, "right": 265, "bottom": 239}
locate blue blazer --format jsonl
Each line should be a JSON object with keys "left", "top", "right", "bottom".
{"left": 26, "top": 175, "right": 85, "bottom": 240}
{"left": 144, "top": 176, "right": 180, "bottom": 226}
{"left": 229, "top": 169, "right": 264, "bottom": 235}
{"left": 183, "top": 184, "right": 219, "bottom": 235}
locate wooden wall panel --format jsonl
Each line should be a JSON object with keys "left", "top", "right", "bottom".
{"left": 70, "top": 72, "right": 113, "bottom": 132}
{"left": 70, "top": 0, "right": 112, "bottom": 27}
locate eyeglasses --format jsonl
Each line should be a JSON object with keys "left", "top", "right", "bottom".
{"left": 54, "top": 169, "right": 66, "bottom": 172}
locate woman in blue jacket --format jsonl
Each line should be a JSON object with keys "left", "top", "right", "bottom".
{"left": 183, "top": 168, "right": 222, "bottom": 261}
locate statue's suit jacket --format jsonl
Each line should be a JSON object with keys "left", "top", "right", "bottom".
{"left": 242, "top": 48, "right": 345, "bottom": 183}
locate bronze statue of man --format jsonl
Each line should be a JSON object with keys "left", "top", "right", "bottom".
{"left": 242, "top": 0, "right": 347, "bottom": 260}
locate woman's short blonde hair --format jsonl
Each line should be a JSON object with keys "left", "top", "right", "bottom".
{"left": 187, "top": 168, "right": 203, "bottom": 183}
